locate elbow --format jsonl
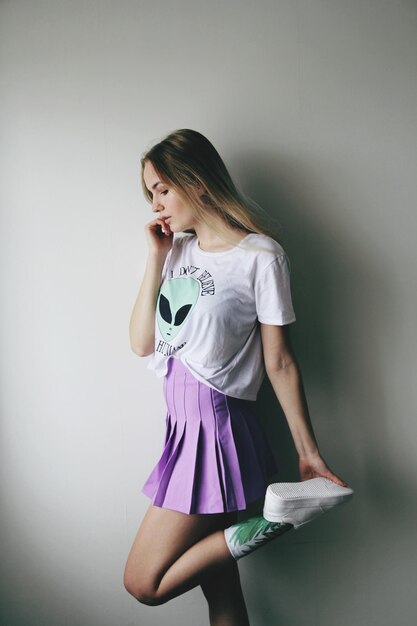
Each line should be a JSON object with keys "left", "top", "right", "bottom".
{"left": 265, "top": 355, "right": 298, "bottom": 376}
{"left": 129, "top": 332, "right": 155, "bottom": 357}
{"left": 130, "top": 343, "right": 154, "bottom": 357}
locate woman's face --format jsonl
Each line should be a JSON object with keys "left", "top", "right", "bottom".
{"left": 143, "top": 160, "right": 200, "bottom": 233}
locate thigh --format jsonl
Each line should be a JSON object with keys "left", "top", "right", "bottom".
{"left": 123, "top": 504, "right": 238, "bottom": 594}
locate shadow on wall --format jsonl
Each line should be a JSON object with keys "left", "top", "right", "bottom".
{"left": 227, "top": 151, "right": 415, "bottom": 625}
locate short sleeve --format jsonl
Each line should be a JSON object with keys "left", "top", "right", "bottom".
{"left": 254, "top": 254, "right": 296, "bottom": 325}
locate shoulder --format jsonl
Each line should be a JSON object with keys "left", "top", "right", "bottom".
{"left": 242, "top": 233, "right": 287, "bottom": 264}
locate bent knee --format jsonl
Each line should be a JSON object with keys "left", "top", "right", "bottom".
{"left": 123, "top": 578, "right": 161, "bottom": 606}
{"left": 123, "top": 570, "right": 165, "bottom": 606}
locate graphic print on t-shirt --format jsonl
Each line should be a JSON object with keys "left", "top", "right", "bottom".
{"left": 155, "top": 261, "right": 216, "bottom": 356}
{"left": 157, "top": 277, "right": 200, "bottom": 341}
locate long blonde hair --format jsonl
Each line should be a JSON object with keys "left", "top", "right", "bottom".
{"left": 140, "top": 128, "right": 285, "bottom": 253}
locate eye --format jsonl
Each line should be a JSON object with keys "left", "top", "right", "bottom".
{"left": 148, "top": 187, "right": 168, "bottom": 200}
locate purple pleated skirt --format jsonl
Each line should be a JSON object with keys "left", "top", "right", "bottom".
{"left": 141, "top": 356, "right": 278, "bottom": 515}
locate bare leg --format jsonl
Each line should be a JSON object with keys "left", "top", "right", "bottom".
{"left": 123, "top": 504, "right": 240, "bottom": 606}
{"left": 123, "top": 503, "right": 291, "bottom": 611}
{"left": 153, "top": 516, "right": 292, "bottom": 605}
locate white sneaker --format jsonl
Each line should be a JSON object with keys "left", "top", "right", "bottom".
{"left": 263, "top": 477, "right": 354, "bottom": 530}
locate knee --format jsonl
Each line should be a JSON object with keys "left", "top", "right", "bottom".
{"left": 123, "top": 569, "right": 165, "bottom": 606}
{"left": 135, "top": 590, "right": 164, "bottom": 607}
{"left": 123, "top": 578, "right": 162, "bottom": 606}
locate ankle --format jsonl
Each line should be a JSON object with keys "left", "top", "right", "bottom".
{"left": 223, "top": 515, "right": 293, "bottom": 560}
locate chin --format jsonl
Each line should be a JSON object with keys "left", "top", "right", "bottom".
{"left": 172, "top": 224, "right": 187, "bottom": 233}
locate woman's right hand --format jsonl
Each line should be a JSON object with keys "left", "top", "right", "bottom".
{"left": 145, "top": 216, "right": 174, "bottom": 257}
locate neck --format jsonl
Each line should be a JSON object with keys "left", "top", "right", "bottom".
{"left": 193, "top": 220, "right": 246, "bottom": 252}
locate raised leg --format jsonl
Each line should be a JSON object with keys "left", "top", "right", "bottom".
{"left": 123, "top": 503, "right": 292, "bottom": 609}
{"left": 123, "top": 504, "right": 238, "bottom": 606}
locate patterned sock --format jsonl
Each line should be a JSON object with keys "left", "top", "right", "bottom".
{"left": 223, "top": 515, "right": 293, "bottom": 560}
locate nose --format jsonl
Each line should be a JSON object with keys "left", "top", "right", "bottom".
{"left": 152, "top": 199, "right": 163, "bottom": 213}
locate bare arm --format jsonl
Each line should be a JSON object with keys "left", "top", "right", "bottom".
{"left": 129, "top": 252, "right": 167, "bottom": 356}
{"left": 260, "top": 323, "right": 349, "bottom": 486}
{"left": 129, "top": 210, "right": 173, "bottom": 356}
{"left": 260, "top": 324, "right": 319, "bottom": 457}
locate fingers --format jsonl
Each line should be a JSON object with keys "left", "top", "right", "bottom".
{"left": 300, "top": 457, "right": 349, "bottom": 488}
{"left": 148, "top": 217, "right": 172, "bottom": 237}
{"left": 325, "top": 472, "right": 349, "bottom": 488}
{"left": 156, "top": 217, "right": 172, "bottom": 236}
{"left": 300, "top": 467, "right": 349, "bottom": 488}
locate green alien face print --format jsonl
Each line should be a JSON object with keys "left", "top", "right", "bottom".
{"left": 157, "top": 277, "right": 200, "bottom": 341}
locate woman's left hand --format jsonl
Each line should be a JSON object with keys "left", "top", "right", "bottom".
{"left": 299, "top": 452, "right": 349, "bottom": 488}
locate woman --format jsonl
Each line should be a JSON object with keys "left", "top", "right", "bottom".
{"left": 123, "top": 129, "right": 352, "bottom": 623}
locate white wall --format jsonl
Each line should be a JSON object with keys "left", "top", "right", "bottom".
{"left": 1, "top": 1, "right": 416, "bottom": 624}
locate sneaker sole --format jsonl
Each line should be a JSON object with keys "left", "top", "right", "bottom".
{"left": 263, "top": 478, "right": 354, "bottom": 528}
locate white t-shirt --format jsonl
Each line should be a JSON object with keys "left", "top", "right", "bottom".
{"left": 146, "top": 232, "right": 296, "bottom": 401}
